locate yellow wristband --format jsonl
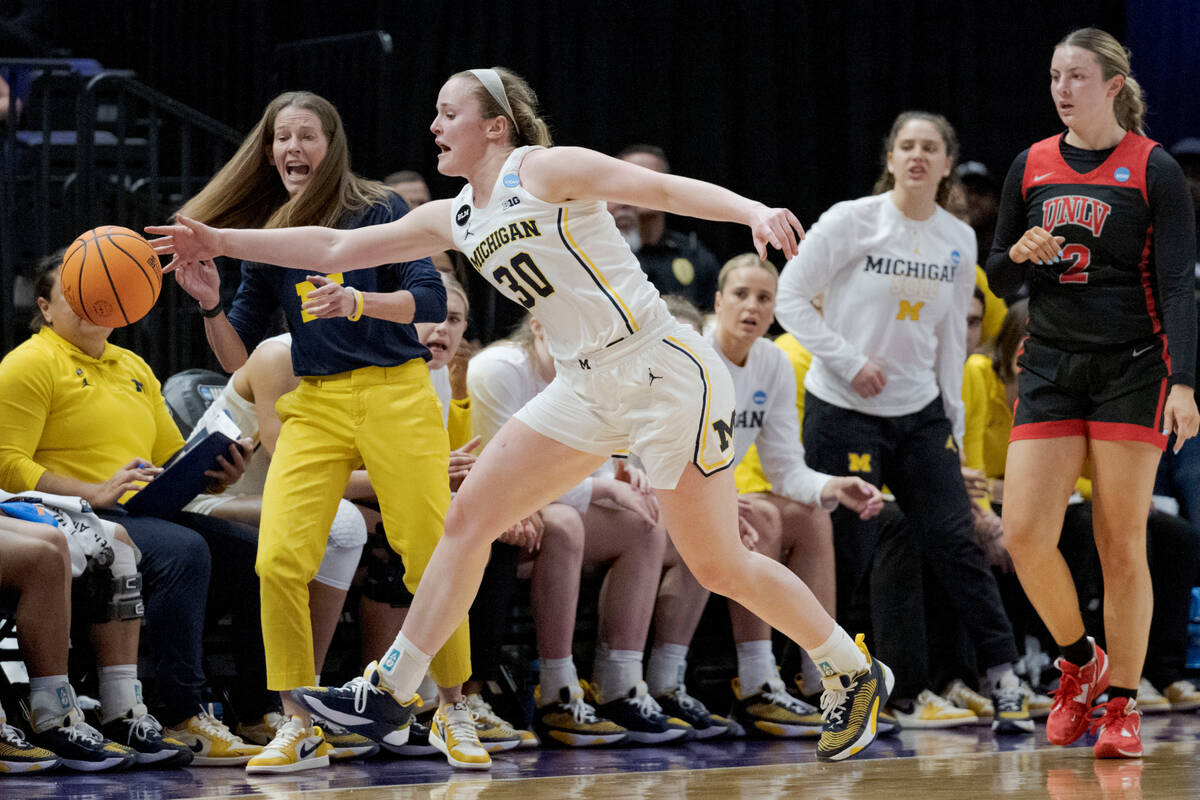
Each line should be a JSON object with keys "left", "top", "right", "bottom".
{"left": 347, "top": 288, "right": 365, "bottom": 322}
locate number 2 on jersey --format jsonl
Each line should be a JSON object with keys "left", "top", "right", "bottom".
{"left": 1058, "top": 244, "right": 1090, "bottom": 284}
{"left": 493, "top": 251, "right": 556, "bottom": 308}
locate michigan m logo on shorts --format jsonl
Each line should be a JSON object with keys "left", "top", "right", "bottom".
{"left": 849, "top": 453, "right": 872, "bottom": 473}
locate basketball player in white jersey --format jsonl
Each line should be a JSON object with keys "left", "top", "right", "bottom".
{"left": 148, "top": 66, "right": 893, "bottom": 762}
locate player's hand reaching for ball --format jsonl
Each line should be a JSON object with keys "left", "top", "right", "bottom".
{"left": 1009, "top": 226, "right": 1065, "bottom": 266}
{"left": 172, "top": 259, "right": 221, "bottom": 309}
{"left": 749, "top": 205, "right": 806, "bottom": 260}
{"left": 145, "top": 215, "right": 225, "bottom": 271}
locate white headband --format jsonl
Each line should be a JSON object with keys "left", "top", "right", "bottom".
{"left": 469, "top": 68, "right": 520, "bottom": 138}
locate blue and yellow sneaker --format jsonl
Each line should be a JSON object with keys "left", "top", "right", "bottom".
{"left": 533, "top": 683, "right": 626, "bottom": 747}
{"left": 29, "top": 712, "right": 135, "bottom": 772}
{"left": 816, "top": 634, "right": 894, "bottom": 762}
{"left": 245, "top": 717, "right": 332, "bottom": 773}
{"left": 465, "top": 694, "right": 531, "bottom": 752}
{"left": 0, "top": 719, "right": 59, "bottom": 773}
{"left": 100, "top": 705, "right": 193, "bottom": 767}
{"left": 730, "top": 677, "right": 823, "bottom": 738}
{"left": 586, "top": 680, "right": 692, "bottom": 744}
{"left": 655, "top": 685, "right": 736, "bottom": 740}
{"left": 291, "top": 661, "right": 421, "bottom": 752}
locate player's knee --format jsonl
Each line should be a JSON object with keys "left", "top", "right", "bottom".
{"left": 28, "top": 535, "right": 68, "bottom": 583}
{"left": 687, "top": 554, "right": 738, "bottom": 597}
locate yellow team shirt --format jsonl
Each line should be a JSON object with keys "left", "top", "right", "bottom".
{"left": 0, "top": 327, "right": 184, "bottom": 492}
{"left": 974, "top": 266, "right": 1007, "bottom": 347}
{"left": 961, "top": 352, "right": 1091, "bottom": 505}
{"left": 735, "top": 333, "right": 813, "bottom": 494}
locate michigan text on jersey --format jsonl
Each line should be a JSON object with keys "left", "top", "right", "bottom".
{"left": 469, "top": 219, "right": 544, "bottom": 269}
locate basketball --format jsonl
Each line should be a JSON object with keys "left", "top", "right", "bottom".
{"left": 59, "top": 226, "right": 163, "bottom": 327}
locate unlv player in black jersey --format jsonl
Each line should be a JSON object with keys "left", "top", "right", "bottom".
{"left": 987, "top": 28, "right": 1198, "bottom": 759}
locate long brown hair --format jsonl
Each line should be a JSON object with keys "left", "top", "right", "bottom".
{"left": 991, "top": 299, "right": 1029, "bottom": 384}
{"left": 451, "top": 68, "right": 553, "bottom": 149}
{"left": 1057, "top": 28, "right": 1146, "bottom": 136}
{"left": 177, "top": 91, "right": 389, "bottom": 230}
{"left": 872, "top": 111, "right": 960, "bottom": 208}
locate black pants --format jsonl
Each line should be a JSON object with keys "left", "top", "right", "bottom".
{"left": 467, "top": 541, "right": 522, "bottom": 684}
{"left": 803, "top": 393, "right": 1018, "bottom": 681}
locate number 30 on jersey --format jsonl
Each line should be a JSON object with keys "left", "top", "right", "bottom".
{"left": 493, "top": 251, "right": 556, "bottom": 308}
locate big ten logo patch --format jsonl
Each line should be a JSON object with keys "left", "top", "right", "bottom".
{"left": 295, "top": 273, "right": 345, "bottom": 322}
{"left": 848, "top": 453, "right": 872, "bottom": 473}
{"left": 896, "top": 300, "right": 924, "bottom": 321}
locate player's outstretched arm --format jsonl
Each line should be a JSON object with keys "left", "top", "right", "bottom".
{"left": 146, "top": 199, "right": 456, "bottom": 273}
{"left": 522, "top": 146, "right": 805, "bottom": 259}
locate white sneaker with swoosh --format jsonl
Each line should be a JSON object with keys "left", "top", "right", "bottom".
{"left": 246, "top": 716, "right": 331, "bottom": 773}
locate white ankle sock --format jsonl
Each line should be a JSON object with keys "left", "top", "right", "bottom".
{"left": 29, "top": 675, "right": 75, "bottom": 732}
{"left": 592, "top": 649, "right": 644, "bottom": 705}
{"left": 646, "top": 642, "right": 689, "bottom": 696}
{"left": 807, "top": 626, "right": 868, "bottom": 678}
{"left": 538, "top": 657, "right": 579, "bottom": 705}
{"left": 377, "top": 632, "right": 433, "bottom": 699}
{"left": 736, "top": 640, "right": 779, "bottom": 692}
{"left": 986, "top": 663, "right": 1020, "bottom": 691}
{"left": 98, "top": 664, "right": 140, "bottom": 723}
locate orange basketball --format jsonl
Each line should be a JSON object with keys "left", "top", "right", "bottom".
{"left": 59, "top": 226, "right": 163, "bottom": 327}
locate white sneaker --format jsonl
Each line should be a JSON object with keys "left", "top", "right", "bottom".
{"left": 465, "top": 694, "right": 533, "bottom": 752}
{"left": 1136, "top": 678, "right": 1171, "bottom": 714}
{"left": 942, "top": 679, "right": 993, "bottom": 725}
{"left": 245, "top": 716, "right": 332, "bottom": 773}
{"left": 430, "top": 701, "right": 491, "bottom": 769}
{"left": 1163, "top": 680, "right": 1200, "bottom": 712}
{"left": 890, "top": 690, "right": 978, "bottom": 729}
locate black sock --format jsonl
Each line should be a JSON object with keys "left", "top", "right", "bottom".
{"left": 1108, "top": 685, "right": 1136, "bottom": 701}
{"left": 1060, "top": 636, "right": 1094, "bottom": 667}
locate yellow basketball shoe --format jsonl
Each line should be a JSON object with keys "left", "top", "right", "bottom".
{"left": 430, "top": 700, "right": 491, "bottom": 769}
{"left": 167, "top": 708, "right": 262, "bottom": 766}
{"left": 941, "top": 680, "right": 993, "bottom": 725}
{"left": 816, "top": 634, "right": 894, "bottom": 762}
{"left": 730, "top": 677, "right": 823, "bottom": 738}
{"left": 235, "top": 711, "right": 286, "bottom": 746}
{"left": 0, "top": 719, "right": 59, "bottom": 773}
{"left": 533, "top": 683, "right": 627, "bottom": 747}
{"left": 246, "top": 716, "right": 332, "bottom": 774}
{"left": 465, "top": 694, "right": 533, "bottom": 752}
{"left": 890, "top": 690, "right": 978, "bottom": 729}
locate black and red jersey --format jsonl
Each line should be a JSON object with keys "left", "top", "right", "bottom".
{"left": 1021, "top": 132, "right": 1159, "bottom": 351}
{"left": 987, "top": 131, "right": 1197, "bottom": 388}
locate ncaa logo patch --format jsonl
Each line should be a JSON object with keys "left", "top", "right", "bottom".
{"left": 950, "top": 249, "right": 961, "bottom": 266}
{"left": 1114, "top": 166, "right": 1131, "bottom": 182}
{"left": 455, "top": 205, "right": 471, "bottom": 226}
{"left": 502, "top": 172, "right": 521, "bottom": 188}
{"left": 753, "top": 390, "right": 767, "bottom": 405}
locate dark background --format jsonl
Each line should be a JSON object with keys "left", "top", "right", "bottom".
{"left": 8, "top": 0, "right": 1199, "bottom": 262}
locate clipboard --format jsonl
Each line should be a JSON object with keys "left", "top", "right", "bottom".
{"left": 120, "top": 431, "right": 239, "bottom": 518}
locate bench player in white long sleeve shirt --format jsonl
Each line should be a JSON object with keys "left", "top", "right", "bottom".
{"left": 666, "top": 256, "right": 882, "bottom": 737}
{"left": 776, "top": 111, "right": 1032, "bottom": 734}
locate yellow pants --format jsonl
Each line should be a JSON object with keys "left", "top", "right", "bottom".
{"left": 258, "top": 360, "right": 470, "bottom": 690}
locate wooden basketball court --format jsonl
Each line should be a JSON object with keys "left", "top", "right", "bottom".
{"left": 11, "top": 711, "right": 1198, "bottom": 799}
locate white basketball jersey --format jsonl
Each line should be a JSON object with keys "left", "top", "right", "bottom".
{"left": 450, "top": 146, "right": 667, "bottom": 361}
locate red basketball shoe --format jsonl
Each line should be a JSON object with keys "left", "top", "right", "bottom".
{"left": 1046, "top": 639, "right": 1109, "bottom": 746}
{"left": 1091, "top": 697, "right": 1142, "bottom": 759}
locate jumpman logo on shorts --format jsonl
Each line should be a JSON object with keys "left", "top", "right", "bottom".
{"left": 648, "top": 368, "right": 663, "bottom": 387}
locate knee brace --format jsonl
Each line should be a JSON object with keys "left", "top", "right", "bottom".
{"left": 361, "top": 522, "right": 413, "bottom": 607}
{"left": 78, "top": 533, "right": 145, "bottom": 623}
